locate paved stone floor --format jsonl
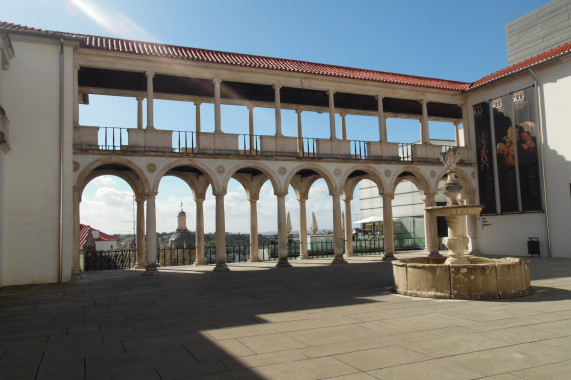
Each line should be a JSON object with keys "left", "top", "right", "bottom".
{"left": 1, "top": 253, "right": 570, "bottom": 379}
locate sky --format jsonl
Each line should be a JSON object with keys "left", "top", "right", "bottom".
{"left": 4, "top": 0, "right": 551, "bottom": 235}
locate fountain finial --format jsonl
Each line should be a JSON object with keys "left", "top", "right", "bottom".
{"left": 441, "top": 148, "right": 463, "bottom": 206}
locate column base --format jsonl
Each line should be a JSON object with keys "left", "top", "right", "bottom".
{"left": 275, "top": 259, "right": 292, "bottom": 267}
{"left": 343, "top": 252, "right": 354, "bottom": 258}
{"left": 135, "top": 263, "right": 146, "bottom": 269}
{"left": 72, "top": 269, "right": 82, "bottom": 281}
{"left": 427, "top": 251, "right": 443, "bottom": 258}
{"left": 213, "top": 262, "right": 230, "bottom": 272}
{"left": 248, "top": 257, "right": 261, "bottom": 263}
{"left": 382, "top": 252, "right": 396, "bottom": 261}
{"left": 192, "top": 259, "right": 207, "bottom": 266}
{"left": 143, "top": 266, "right": 160, "bottom": 276}
{"left": 297, "top": 255, "right": 309, "bottom": 260}
{"left": 331, "top": 256, "right": 348, "bottom": 264}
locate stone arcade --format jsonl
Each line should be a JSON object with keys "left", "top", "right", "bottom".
{"left": 0, "top": 17, "right": 570, "bottom": 286}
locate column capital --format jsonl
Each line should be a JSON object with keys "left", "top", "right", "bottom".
{"left": 145, "top": 191, "right": 158, "bottom": 198}
{"left": 383, "top": 193, "right": 394, "bottom": 201}
{"left": 135, "top": 193, "right": 146, "bottom": 203}
{"left": 194, "top": 101, "right": 202, "bottom": 107}
{"left": 247, "top": 104, "right": 255, "bottom": 110}
{"left": 327, "top": 89, "right": 335, "bottom": 95}
{"left": 136, "top": 96, "right": 144, "bottom": 102}
{"left": 295, "top": 106, "right": 304, "bottom": 114}
{"left": 212, "top": 77, "right": 221, "bottom": 85}
{"left": 194, "top": 197, "right": 205, "bottom": 203}
{"left": 145, "top": 71, "right": 155, "bottom": 78}
{"left": 213, "top": 190, "right": 227, "bottom": 198}
{"left": 341, "top": 194, "right": 353, "bottom": 202}
{"left": 273, "top": 84, "right": 281, "bottom": 90}
{"left": 375, "top": 94, "right": 384, "bottom": 100}
{"left": 421, "top": 192, "right": 436, "bottom": 204}
{"left": 248, "top": 196, "right": 259, "bottom": 203}
{"left": 418, "top": 98, "right": 427, "bottom": 104}
{"left": 275, "top": 191, "right": 288, "bottom": 198}
{"left": 74, "top": 64, "right": 81, "bottom": 71}
{"left": 453, "top": 121, "right": 460, "bottom": 127}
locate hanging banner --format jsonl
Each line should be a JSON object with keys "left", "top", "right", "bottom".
{"left": 473, "top": 102, "right": 496, "bottom": 214}
{"left": 493, "top": 95, "right": 519, "bottom": 213}
{"left": 513, "top": 87, "right": 542, "bottom": 211}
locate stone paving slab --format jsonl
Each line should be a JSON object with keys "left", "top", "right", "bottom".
{"left": 1, "top": 254, "right": 571, "bottom": 379}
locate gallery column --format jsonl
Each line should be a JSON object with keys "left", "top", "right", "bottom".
{"left": 194, "top": 197, "right": 206, "bottom": 265}
{"left": 298, "top": 196, "right": 309, "bottom": 259}
{"left": 377, "top": 95, "right": 387, "bottom": 142}
{"left": 328, "top": 90, "right": 337, "bottom": 140}
{"left": 420, "top": 99, "right": 429, "bottom": 144}
{"left": 343, "top": 195, "right": 354, "bottom": 257}
{"left": 276, "top": 192, "right": 292, "bottom": 267}
{"left": 274, "top": 85, "right": 283, "bottom": 137}
{"left": 144, "top": 192, "right": 159, "bottom": 275}
{"left": 382, "top": 194, "right": 395, "bottom": 260}
{"left": 296, "top": 108, "right": 303, "bottom": 153}
{"left": 72, "top": 186, "right": 81, "bottom": 279}
{"left": 135, "top": 194, "right": 146, "bottom": 268}
{"left": 145, "top": 71, "right": 154, "bottom": 129}
{"left": 248, "top": 195, "right": 261, "bottom": 262}
{"left": 213, "top": 78, "right": 222, "bottom": 134}
{"left": 214, "top": 191, "right": 229, "bottom": 271}
{"left": 331, "top": 194, "right": 347, "bottom": 264}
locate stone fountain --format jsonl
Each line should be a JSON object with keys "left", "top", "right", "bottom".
{"left": 392, "top": 149, "right": 533, "bottom": 299}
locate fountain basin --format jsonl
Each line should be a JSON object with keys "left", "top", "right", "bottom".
{"left": 392, "top": 257, "right": 533, "bottom": 299}
{"left": 425, "top": 204, "right": 484, "bottom": 216}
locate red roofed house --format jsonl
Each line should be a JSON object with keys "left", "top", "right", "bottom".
{"left": 79, "top": 224, "right": 119, "bottom": 252}
{"left": 0, "top": 1, "right": 570, "bottom": 285}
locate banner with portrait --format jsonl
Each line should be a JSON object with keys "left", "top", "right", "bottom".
{"left": 473, "top": 102, "right": 496, "bottom": 214}
{"left": 513, "top": 88, "right": 542, "bottom": 211}
{"left": 493, "top": 95, "right": 519, "bottom": 213}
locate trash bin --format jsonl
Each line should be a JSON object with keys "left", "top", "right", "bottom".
{"left": 527, "top": 237, "right": 540, "bottom": 257}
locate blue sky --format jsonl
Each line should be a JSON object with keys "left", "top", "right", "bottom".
{"left": 4, "top": 0, "right": 551, "bottom": 234}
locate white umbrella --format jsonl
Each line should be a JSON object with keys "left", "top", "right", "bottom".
{"left": 352, "top": 215, "right": 383, "bottom": 224}
{"left": 286, "top": 212, "right": 292, "bottom": 235}
{"left": 310, "top": 212, "right": 318, "bottom": 235}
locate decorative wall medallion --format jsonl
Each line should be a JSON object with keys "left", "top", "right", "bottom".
{"left": 216, "top": 165, "right": 225, "bottom": 174}
{"left": 334, "top": 168, "right": 341, "bottom": 177}
{"left": 73, "top": 161, "right": 80, "bottom": 172}
{"left": 430, "top": 170, "right": 436, "bottom": 178}
{"left": 146, "top": 163, "right": 156, "bottom": 173}
{"left": 384, "top": 169, "right": 391, "bottom": 177}
{"left": 278, "top": 166, "right": 286, "bottom": 175}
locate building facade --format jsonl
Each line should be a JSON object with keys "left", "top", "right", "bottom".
{"left": 0, "top": 8, "right": 570, "bottom": 286}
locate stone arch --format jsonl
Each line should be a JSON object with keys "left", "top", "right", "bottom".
{"left": 76, "top": 157, "right": 150, "bottom": 194}
{"left": 83, "top": 170, "right": 144, "bottom": 196}
{"left": 389, "top": 166, "right": 432, "bottom": 197}
{"left": 225, "top": 161, "right": 281, "bottom": 196}
{"left": 152, "top": 158, "right": 219, "bottom": 194}
{"left": 339, "top": 165, "right": 386, "bottom": 198}
{"left": 284, "top": 163, "right": 338, "bottom": 196}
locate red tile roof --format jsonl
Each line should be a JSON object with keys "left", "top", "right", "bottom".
{"left": 1, "top": 21, "right": 569, "bottom": 93}
{"left": 469, "top": 40, "right": 571, "bottom": 90}
{"left": 79, "top": 224, "right": 118, "bottom": 248}
{"left": 0, "top": 21, "right": 469, "bottom": 91}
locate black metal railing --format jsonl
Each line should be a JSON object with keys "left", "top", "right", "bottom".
{"left": 173, "top": 130, "right": 196, "bottom": 154}
{"left": 351, "top": 140, "right": 368, "bottom": 159}
{"left": 99, "top": 127, "right": 128, "bottom": 151}
{"left": 399, "top": 143, "right": 414, "bottom": 161}
{"left": 352, "top": 237, "right": 385, "bottom": 255}
{"left": 300, "top": 137, "right": 317, "bottom": 158}
{"left": 238, "top": 134, "right": 261, "bottom": 156}
{"left": 156, "top": 247, "right": 195, "bottom": 266}
{"left": 84, "top": 249, "right": 136, "bottom": 271}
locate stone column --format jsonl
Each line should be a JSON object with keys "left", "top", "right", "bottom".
{"left": 214, "top": 192, "right": 229, "bottom": 271}
{"left": 420, "top": 99, "right": 429, "bottom": 144}
{"left": 460, "top": 104, "right": 471, "bottom": 148}
{"left": 454, "top": 122, "right": 460, "bottom": 147}
{"left": 276, "top": 193, "right": 292, "bottom": 267}
{"left": 72, "top": 187, "right": 81, "bottom": 279}
{"left": 135, "top": 194, "right": 146, "bottom": 268}
{"left": 423, "top": 193, "right": 441, "bottom": 257}
{"left": 213, "top": 78, "right": 222, "bottom": 134}
{"left": 296, "top": 108, "right": 303, "bottom": 153}
{"left": 73, "top": 64, "right": 79, "bottom": 127}
{"left": 328, "top": 90, "right": 337, "bottom": 140}
{"left": 137, "top": 97, "right": 144, "bottom": 129}
{"left": 194, "top": 197, "right": 206, "bottom": 265}
{"left": 331, "top": 194, "right": 347, "bottom": 264}
{"left": 145, "top": 71, "right": 154, "bottom": 129}
{"left": 340, "top": 114, "right": 347, "bottom": 140}
{"left": 248, "top": 196, "right": 260, "bottom": 262}
{"left": 343, "top": 196, "right": 354, "bottom": 257}
{"left": 377, "top": 95, "right": 387, "bottom": 142}
{"left": 144, "top": 192, "right": 159, "bottom": 275}
{"left": 195, "top": 102, "right": 201, "bottom": 133}
{"left": 382, "top": 194, "right": 395, "bottom": 260}
{"left": 298, "top": 196, "right": 309, "bottom": 259}
{"left": 466, "top": 194, "right": 479, "bottom": 255}
{"left": 274, "top": 85, "right": 283, "bottom": 137}
{"left": 248, "top": 105, "right": 255, "bottom": 152}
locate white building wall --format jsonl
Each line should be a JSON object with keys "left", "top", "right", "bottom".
{"left": 466, "top": 56, "right": 571, "bottom": 258}
{"left": 0, "top": 36, "right": 75, "bottom": 286}
{"left": 0, "top": 151, "right": 5, "bottom": 286}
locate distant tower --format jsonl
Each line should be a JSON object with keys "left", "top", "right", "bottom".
{"left": 168, "top": 204, "right": 195, "bottom": 249}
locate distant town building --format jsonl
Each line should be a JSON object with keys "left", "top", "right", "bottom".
{"left": 168, "top": 208, "right": 195, "bottom": 249}
{"left": 79, "top": 224, "right": 119, "bottom": 252}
